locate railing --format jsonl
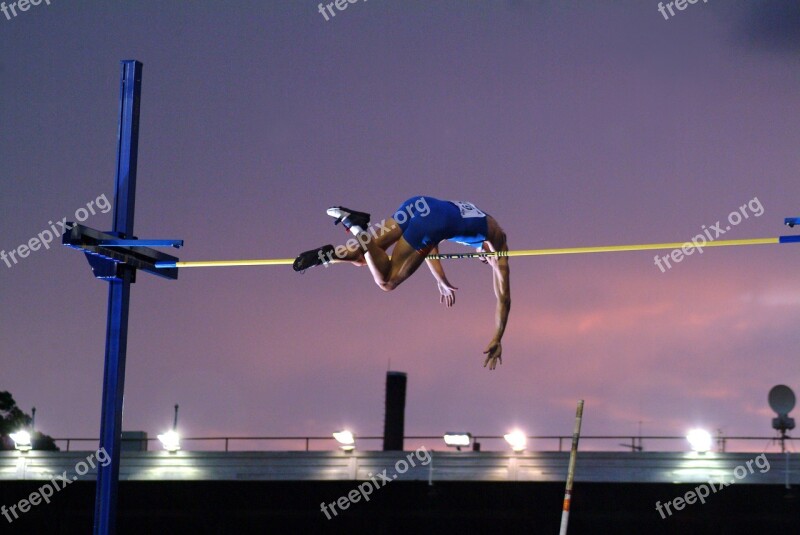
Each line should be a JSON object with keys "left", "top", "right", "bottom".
{"left": 49, "top": 434, "right": 795, "bottom": 453}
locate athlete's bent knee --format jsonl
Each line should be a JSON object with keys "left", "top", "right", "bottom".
{"left": 379, "top": 280, "right": 398, "bottom": 292}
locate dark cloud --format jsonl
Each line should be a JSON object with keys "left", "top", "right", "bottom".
{"left": 737, "top": 0, "right": 800, "bottom": 52}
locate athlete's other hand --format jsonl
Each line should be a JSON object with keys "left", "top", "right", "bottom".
{"left": 483, "top": 339, "right": 502, "bottom": 370}
{"left": 437, "top": 280, "right": 458, "bottom": 307}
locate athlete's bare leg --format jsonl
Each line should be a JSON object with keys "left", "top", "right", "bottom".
{"left": 329, "top": 216, "right": 430, "bottom": 290}
{"left": 362, "top": 233, "right": 431, "bottom": 291}
{"left": 335, "top": 217, "right": 402, "bottom": 265}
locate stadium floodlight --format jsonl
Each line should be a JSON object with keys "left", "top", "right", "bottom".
{"left": 333, "top": 430, "right": 355, "bottom": 452}
{"left": 157, "top": 429, "right": 181, "bottom": 453}
{"left": 504, "top": 430, "right": 527, "bottom": 453}
{"left": 10, "top": 430, "right": 32, "bottom": 452}
{"left": 443, "top": 432, "right": 472, "bottom": 450}
{"left": 686, "top": 428, "right": 712, "bottom": 453}
{"left": 768, "top": 384, "right": 796, "bottom": 453}
{"left": 768, "top": 384, "right": 796, "bottom": 432}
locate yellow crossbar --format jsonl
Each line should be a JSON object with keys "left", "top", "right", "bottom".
{"left": 156, "top": 237, "right": 782, "bottom": 269}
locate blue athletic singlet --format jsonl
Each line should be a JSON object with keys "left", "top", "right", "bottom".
{"left": 393, "top": 196, "right": 489, "bottom": 251}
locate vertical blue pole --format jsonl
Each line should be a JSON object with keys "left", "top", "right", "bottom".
{"left": 94, "top": 60, "right": 142, "bottom": 535}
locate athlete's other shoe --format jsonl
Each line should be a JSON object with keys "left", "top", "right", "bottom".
{"left": 326, "top": 206, "right": 370, "bottom": 231}
{"left": 293, "top": 244, "right": 335, "bottom": 272}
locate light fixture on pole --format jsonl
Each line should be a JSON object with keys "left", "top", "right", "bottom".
{"left": 768, "top": 384, "right": 796, "bottom": 453}
{"left": 443, "top": 432, "right": 472, "bottom": 451}
{"left": 10, "top": 430, "right": 32, "bottom": 453}
{"left": 686, "top": 429, "right": 712, "bottom": 453}
{"left": 504, "top": 430, "right": 527, "bottom": 453}
{"left": 157, "top": 404, "right": 181, "bottom": 453}
{"left": 333, "top": 430, "right": 355, "bottom": 452}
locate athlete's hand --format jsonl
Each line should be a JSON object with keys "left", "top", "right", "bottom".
{"left": 437, "top": 280, "right": 458, "bottom": 307}
{"left": 483, "top": 339, "right": 502, "bottom": 370}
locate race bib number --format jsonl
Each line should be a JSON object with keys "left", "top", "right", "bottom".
{"left": 450, "top": 200, "right": 485, "bottom": 218}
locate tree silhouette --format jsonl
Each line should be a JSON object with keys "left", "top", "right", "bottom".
{"left": 0, "top": 391, "right": 59, "bottom": 451}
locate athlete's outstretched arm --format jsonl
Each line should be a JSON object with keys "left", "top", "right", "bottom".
{"left": 484, "top": 241, "right": 510, "bottom": 370}
{"left": 425, "top": 244, "right": 458, "bottom": 307}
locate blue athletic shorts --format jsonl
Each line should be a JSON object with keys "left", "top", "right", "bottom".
{"left": 393, "top": 196, "right": 489, "bottom": 251}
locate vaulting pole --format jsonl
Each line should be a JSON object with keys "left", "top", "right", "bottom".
{"left": 559, "top": 400, "right": 584, "bottom": 535}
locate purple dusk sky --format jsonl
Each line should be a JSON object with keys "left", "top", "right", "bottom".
{"left": 1, "top": 1, "right": 799, "bottom": 452}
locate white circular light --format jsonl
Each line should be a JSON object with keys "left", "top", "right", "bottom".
{"left": 504, "top": 430, "right": 527, "bottom": 452}
{"left": 686, "top": 428, "right": 712, "bottom": 453}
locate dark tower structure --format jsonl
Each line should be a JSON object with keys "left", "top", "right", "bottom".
{"left": 383, "top": 371, "right": 407, "bottom": 451}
